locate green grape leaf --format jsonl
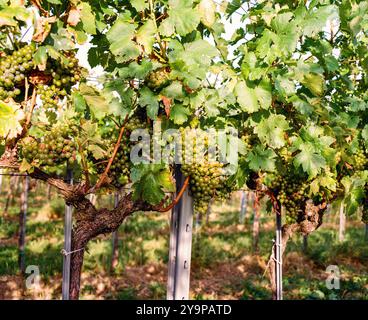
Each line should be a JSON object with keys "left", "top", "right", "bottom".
{"left": 161, "top": 81, "right": 184, "bottom": 100}
{"left": 198, "top": 0, "right": 216, "bottom": 27}
{"left": 170, "top": 104, "right": 190, "bottom": 124}
{"left": 136, "top": 19, "right": 157, "bottom": 54}
{"left": 119, "top": 60, "right": 153, "bottom": 79}
{"left": 156, "top": 169, "right": 176, "bottom": 192}
{"left": 254, "top": 114, "right": 289, "bottom": 149}
{"left": 362, "top": 125, "right": 368, "bottom": 149}
{"left": 50, "top": 27, "right": 75, "bottom": 50}
{"left": 235, "top": 80, "right": 258, "bottom": 113}
{"left": 132, "top": 164, "right": 174, "bottom": 205}
{"left": 325, "top": 56, "right": 339, "bottom": 72}
{"left": 0, "top": 3, "right": 29, "bottom": 27}
{"left": 106, "top": 16, "right": 139, "bottom": 61}
{"left": 139, "top": 87, "right": 159, "bottom": 120}
{"left": 159, "top": 0, "right": 200, "bottom": 36}
{"left": 45, "top": 0, "right": 62, "bottom": 4}
{"left": 301, "top": 73, "right": 325, "bottom": 96}
{"left": 88, "top": 144, "right": 107, "bottom": 160}
{"left": 246, "top": 145, "right": 277, "bottom": 172}
{"left": 255, "top": 79, "right": 272, "bottom": 109}
{"left": 275, "top": 75, "right": 296, "bottom": 97}
{"left": 130, "top": 0, "right": 148, "bottom": 11}
{"left": 79, "top": 2, "right": 96, "bottom": 35}
{"left": 72, "top": 91, "right": 87, "bottom": 113}
{"left": 33, "top": 46, "right": 48, "bottom": 71}
{"left": 296, "top": 5, "right": 338, "bottom": 37}
{"left": 345, "top": 188, "right": 365, "bottom": 216}
{"left": 310, "top": 171, "right": 337, "bottom": 194}
{"left": 79, "top": 84, "right": 111, "bottom": 120}
{"left": 294, "top": 143, "right": 326, "bottom": 178}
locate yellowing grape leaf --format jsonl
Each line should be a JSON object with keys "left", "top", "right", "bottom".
{"left": 0, "top": 100, "right": 25, "bottom": 139}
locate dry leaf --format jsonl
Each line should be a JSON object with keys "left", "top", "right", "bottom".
{"left": 184, "top": 85, "right": 194, "bottom": 94}
{"left": 32, "top": 16, "right": 57, "bottom": 43}
{"left": 162, "top": 96, "right": 172, "bottom": 117}
{"left": 67, "top": 6, "right": 81, "bottom": 27}
{"left": 30, "top": 0, "right": 48, "bottom": 15}
{"left": 29, "top": 70, "right": 52, "bottom": 85}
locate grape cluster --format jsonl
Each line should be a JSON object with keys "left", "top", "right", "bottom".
{"left": 21, "top": 125, "right": 78, "bottom": 169}
{"left": 280, "top": 147, "right": 293, "bottom": 163}
{"left": 182, "top": 161, "right": 225, "bottom": 214}
{"left": 146, "top": 67, "right": 170, "bottom": 90}
{"left": 126, "top": 116, "right": 148, "bottom": 132}
{"left": 241, "top": 133, "right": 252, "bottom": 149}
{"left": 37, "top": 54, "right": 81, "bottom": 111}
{"left": 353, "top": 147, "right": 367, "bottom": 170}
{"left": 94, "top": 135, "right": 132, "bottom": 188}
{"left": 179, "top": 127, "right": 229, "bottom": 214}
{"left": 0, "top": 44, "right": 35, "bottom": 100}
{"left": 266, "top": 173, "right": 309, "bottom": 223}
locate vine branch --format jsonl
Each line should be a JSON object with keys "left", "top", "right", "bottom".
{"left": 93, "top": 115, "right": 129, "bottom": 190}
{"left": 156, "top": 177, "right": 190, "bottom": 212}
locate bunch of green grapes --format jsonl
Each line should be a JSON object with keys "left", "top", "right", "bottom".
{"left": 0, "top": 44, "right": 35, "bottom": 100}
{"left": 182, "top": 161, "right": 225, "bottom": 214}
{"left": 265, "top": 173, "right": 309, "bottom": 223}
{"left": 279, "top": 147, "right": 293, "bottom": 163}
{"left": 101, "top": 126, "right": 116, "bottom": 139}
{"left": 126, "top": 116, "right": 149, "bottom": 132}
{"left": 95, "top": 135, "right": 132, "bottom": 188}
{"left": 21, "top": 125, "right": 78, "bottom": 169}
{"left": 145, "top": 67, "right": 170, "bottom": 90}
{"left": 353, "top": 145, "right": 367, "bottom": 170}
{"left": 37, "top": 54, "right": 81, "bottom": 110}
{"left": 179, "top": 127, "right": 230, "bottom": 214}
{"left": 241, "top": 133, "right": 252, "bottom": 149}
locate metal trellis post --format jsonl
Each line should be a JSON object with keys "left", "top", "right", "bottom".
{"left": 62, "top": 169, "right": 73, "bottom": 300}
{"left": 338, "top": 202, "right": 346, "bottom": 242}
{"left": 18, "top": 176, "right": 29, "bottom": 274}
{"left": 239, "top": 191, "right": 247, "bottom": 224}
{"left": 166, "top": 167, "right": 194, "bottom": 300}
{"left": 275, "top": 209, "right": 283, "bottom": 300}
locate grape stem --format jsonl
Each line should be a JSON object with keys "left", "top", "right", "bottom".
{"left": 148, "top": 0, "right": 166, "bottom": 59}
{"left": 93, "top": 114, "right": 129, "bottom": 190}
{"left": 156, "top": 176, "right": 190, "bottom": 212}
{"left": 24, "top": 88, "right": 37, "bottom": 129}
{"left": 80, "top": 149, "right": 90, "bottom": 191}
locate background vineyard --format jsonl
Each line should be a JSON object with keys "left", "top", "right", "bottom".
{"left": 1, "top": 176, "right": 367, "bottom": 300}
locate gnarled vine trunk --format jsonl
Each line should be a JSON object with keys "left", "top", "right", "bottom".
{"left": 67, "top": 194, "right": 149, "bottom": 300}
{"left": 267, "top": 201, "right": 327, "bottom": 299}
{"left": 0, "top": 149, "right": 156, "bottom": 300}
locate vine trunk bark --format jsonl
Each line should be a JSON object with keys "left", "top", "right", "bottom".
{"left": 66, "top": 194, "right": 149, "bottom": 300}
{"left": 267, "top": 201, "right": 326, "bottom": 299}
